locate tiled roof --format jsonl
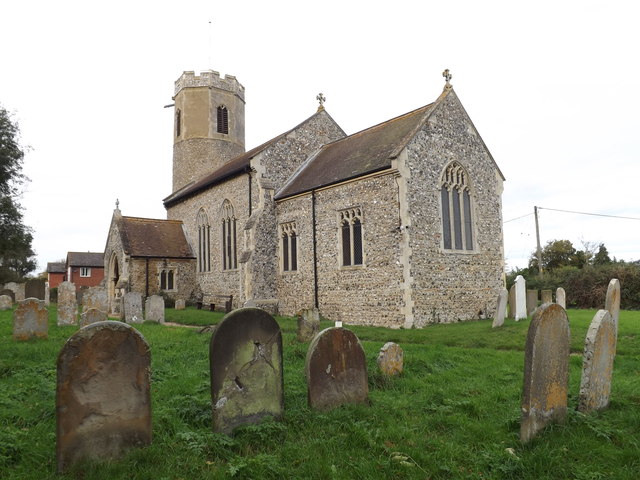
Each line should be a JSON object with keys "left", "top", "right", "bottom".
{"left": 47, "top": 262, "right": 66, "bottom": 273}
{"left": 66, "top": 252, "right": 104, "bottom": 267}
{"left": 119, "top": 216, "right": 195, "bottom": 258}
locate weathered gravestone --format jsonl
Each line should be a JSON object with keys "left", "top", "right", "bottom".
{"left": 514, "top": 275, "right": 527, "bottom": 321}
{"left": 306, "top": 327, "right": 369, "bottom": 410}
{"left": 297, "top": 307, "right": 320, "bottom": 342}
{"left": 210, "top": 308, "right": 284, "bottom": 434}
{"left": 80, "top": 307, "right": 108, "bottom": 327}
{"left": 45, "top": 281, "right": 50, "bottom": 306}
{"left": 541, "top": 289, "right": 553, "bottom": 305}
{"left": 56, "top": 321, "right": 151, "bottom": 473}
{"left": 556, "top": 287, "right": 566, "bottom": 309}
{"left": 123, "top": 292, "right": 143, "bottom": 324}
{"left": 175, "top": 299, "right": 186, "bottom": 310}
{"left": 0, "top": 295, "right": 12, "bottom": 310}
{"left": 492, "top": 288, "right": 508, "bottom": 328}
{"left": 604, "top": 278, "right": 620, "bottom": 342}
{"left": 5, "top": 282, "right": 25, "bottom": 302}
{"left": 25, "top": 278, "right": 46, "bottom": 300}
{"left": 520, "top": 303, "right": 570, "bottom": 443}
{"left": 82, "top": 286, "right": 108, "bottom": 313}
{"left": 526, "top": 289, "right": 539, "bottom": 316}
{"left": 13, "top": 298, "right": 48, "bottom": 340}
{"left": 0, "top": 288, "right": 15, "bottom": 303}
{"left": 508, "top": 284, "right": 516, "bottom": 319}
{"left": 377, "top": 342, "right": 403, "bottom": 376}
{"left": 57, "top": 281, "right": 77, "bottom": 326}
{"left": 144, "top": 295, "right": 165, "bottom": 323}
{"left": 578, "top": 310, "right": 616, "bottom": 413}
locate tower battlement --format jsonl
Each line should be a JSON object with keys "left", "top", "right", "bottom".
{"left": 174, "top": 70, "right": 245, "bottom": 100}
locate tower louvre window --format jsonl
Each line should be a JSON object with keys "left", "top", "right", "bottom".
{"left": 217, "top": 106, "right": 229, "bottom": 134}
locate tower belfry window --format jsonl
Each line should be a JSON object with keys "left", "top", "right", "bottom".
{"left": 217, "top": 106, "right": 229, "bottom": 134}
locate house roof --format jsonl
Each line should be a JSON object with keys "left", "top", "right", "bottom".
{"left": 66, "top": 252, "right": 104, "bottom": 267}
{"left": 47, "top": 262, "right": 66, "bottom": 273}
{"left": 118, "top": 216, "right": 195, "bottom": 258}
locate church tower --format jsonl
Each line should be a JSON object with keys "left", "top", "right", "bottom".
{"left": 172, "top": 70, "right": 245, "bottom": 192}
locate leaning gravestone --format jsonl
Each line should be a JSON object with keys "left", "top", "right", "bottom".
{"left": 492, "top": 288, "right": 508, "bottom": 328}
{"left": 0, "top": 295, "right": 12, "bottom": 310}
{"left": 13, "top": 298, "right": 48, "bottom": 340}
{"left": 556, "top": 287, "right": 566, "bottom": 309}
{"left": 514, "top": 275, "right": 527, "bottom": 321}
{"left": 508, "top": 284, "right": 516, "bottom": 319}
{"left": 306, "top": 327, "right": 369, "bottom": 410}
{"left": 541, "top": 289, "right": 553, "bottom": 304}
{"left": 0, "top": 288, "right": 15, "bottom": 303}
{"left": 377, "top": 342, "right": 403, "bottom": 376}
{"left": 297, "top": 307, "right": 320, "bottom": 342}
{"left": 604, "top": 278, "right": 620, "bottom": 341}
{"left": 578, "top": 310, "right": 616, "bottom": 413}
{"left": 82, "top": 286, "right": 108, "bottom": 313}
{"left": 520, "top": 303, "right": 570, "bottom": 443}
{"left": 175, "top": 299, "right": 186, "bottom": 310}
{"left": 80, "top": 307, "right": 108, "bottom": 327}
{"left": 526, "top": 289, "right": 538, "bottom": 316}
{"left": 57, "top": 281, "right": 77, "bottom": 326}
{"left": 123, "top": 292, "right": 143, "bottom": 324}
{"left": 144, "top": 295, "right": 165, "bottom": 323}
{"left": 209, "top": 308, "right": 284, "bottom": 434}
{"left": 56, "top": 321, "right": 151, "bottom": 473}
{"left": 25, "top": 278, "right": 46, "bottom": 300}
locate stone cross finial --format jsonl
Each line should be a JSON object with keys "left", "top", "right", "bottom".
{"left": 316, "top": 93, "right": 326, "bottom": 111}
{"left": 115, "top": 199, "right": 120, "bottom": 210}
{"left": 442, "top": 69, "right": 452, "bottom": 88}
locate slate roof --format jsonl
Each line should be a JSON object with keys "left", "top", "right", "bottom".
{"left": 118, "top": 216, "right": 195, "bottom": 258}
{"left": 66, "top": 252, "right": 104, "bottom": 267}
{"left": 47, "top": 262, "right": 66, "bottom": 273}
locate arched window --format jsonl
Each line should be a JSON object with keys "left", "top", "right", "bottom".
{"left": 281, "top": 222, "right": 298, "bottom": 271}
{"left": 339, "top": 208, "right": 363, "bottom": 266}
{"left": 196, "top": 209, "right": 210, "bottom": 272}
{"left": 217, "top": 105, "right": 229, "bottom": 134}
{"left": 221, "top": 200, "right": 237, "bottom": 270}
{"left": 441, "top": 162, "right": 474, "bottom": 251}
{"left": 160, "top": 268, "right": 176, "bottom": 291}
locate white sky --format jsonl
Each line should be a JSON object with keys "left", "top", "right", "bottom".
{"left": 2, "top": 0, "right": 639, "bottom": 273}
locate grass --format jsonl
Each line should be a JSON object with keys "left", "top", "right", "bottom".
{"left": 0, "top": 306, "right": 639, "bottom": 479}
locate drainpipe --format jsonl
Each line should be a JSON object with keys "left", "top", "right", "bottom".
{"left": 312, "top": 190, "right": 319, "bottom": 309}
{"left": 145, "top": 258, "right": 149, "bottom": 298}
{"left": 248, "top": 172, "right": 252, "bottom": 216}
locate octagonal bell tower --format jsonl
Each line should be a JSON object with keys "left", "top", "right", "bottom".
{"left": 172, "top": 70, "right": 246, "bottom": 193}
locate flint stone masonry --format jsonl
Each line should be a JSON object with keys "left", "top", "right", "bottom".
{"left": 57, "top": 282, "right": 78, "bottom": 326}
{"left": 377, "top": 342, "right": 404, "bottom": 376}
{"left": 56, "top": 321, "right": 151, "bottom": 473}
{"left": 605, "top": 278, "right": 620, "bottom": 341}
{"left": 297, "top": 307, "right": 320, "bottom": 342}
{"left": 13, "top": 298, "right": 48, "bottom": 340}
{"left": 82, "top": 286, "right": 108, "bottom": 313}
{"left": 306, "top": 327, "right": 369, "bottom": 410}
{"left": 124, "top": 292, "right": 144, "bottom": 324}
{"left": 520, "top": 303, "right": 570, "bottom": 443}
{"left": 556, "top": 287, "right": 566, "bottom": 309}
{"left": 526, "top": 290, "right": 538, "bottom": 316}
{"left": 514, "top": 276, "right": 526, "bottom": 320}
{"left": 541, "top": 290, "right": 553, "bottom": 304}
{"left": 144, "top": 295, "right": 165, "bottom": 323}
{"left": 492, "top": 288, "right": 508, "bottom": 328}
{"left": 25, "top": 278, "right": 46, "bottom": 300}
{"left": 578, "top": 310, "right": 616, "bottom": 413}
{"left": 0, "top": 295, "right": 12, "bottom": 310}
{"left": 209, "top": 308, "right": 284, "bottom": 434}
{"left": 80, "top": 308, "right": 108, "bottom": 327}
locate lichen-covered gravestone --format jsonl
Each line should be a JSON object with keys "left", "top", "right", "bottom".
{"left": 604, "top": 278, "right": 620, "bottom": 342}
{"left": 13, "top": 298, "right": 48, "bottom": 340}
{"left": 0, "top": 294, "right": 12, "bottom": 310}
{"left": 306, "top": 327, "right": 369, "bottom": 410}
{"left": 80, "top": 307, "right": 108, "bottom": 327}
{"left": 578, "top": 310, "right": 616, "bottom": 412}
{"left": 144, "top": 295, "right": 165, "bottom": 323}
{"left": 520, "top": 303, "right": 570, "bottom": 443}
{"left": 56, "top": 321, "right": 151, "bottom": 473}
{"left": 57, "top": 281, "right": 77, "bottom": 326}
{"left": 541, "top": 289, "right": 553, "bottom": 304}
{"left": 297, "top": 307, "right": 320, "bottom": 342}
{"left": 377, "top": 342, "right": 403, "bottom": 376}
{"left": 210, "top": 308, "right": 284, "bottom": 434}
{"left": 123, "top": 292, "right": 143, "bottom": 324}
{"left": 492, "top": 288, "right": 508, "bottom": 328}
{"left": 555, "top": 287, "right": 566, "bottom": 309}
{"left": 514, "top": 275, "right": 527, "bottom": 320}
{"left": 82, "top": 286, "right": 108, "bottom": 313}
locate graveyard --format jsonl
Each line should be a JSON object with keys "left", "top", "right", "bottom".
{"left": 1, "top": 304, "right": 639, "bottom": 479}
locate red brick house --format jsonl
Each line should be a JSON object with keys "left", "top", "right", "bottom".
{"left": 66, "top": 252, "right": 105, "bottom": 290}
{"left": 46, "top": 262, "right": 66, "bottom": 288}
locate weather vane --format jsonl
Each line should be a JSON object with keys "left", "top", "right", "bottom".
{"left": 442, "top": 69, "right": 452, "bottom": 88}
{"left": 316, "top": 93, "right": 326, "bottom": 111}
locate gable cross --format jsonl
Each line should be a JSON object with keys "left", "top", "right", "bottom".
{"left": 316, "top": 93, "right": 326, "bottom": 111}
{"left": 442, "top": 69, "right": 452, "bottom": 88}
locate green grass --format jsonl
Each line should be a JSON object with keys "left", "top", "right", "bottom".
{"left": 1, "top": 306, "right": 639, "bottom": 479}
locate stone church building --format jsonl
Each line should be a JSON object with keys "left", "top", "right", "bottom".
{"left": 104, "top": 69, "right": 505, "bottom": 327}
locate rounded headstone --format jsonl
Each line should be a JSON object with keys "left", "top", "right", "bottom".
{"left": 377, "top": 342, "right": 404, "bottom": 376}
{"left": 13, "top": 298, "right": 48, "bottom": 340}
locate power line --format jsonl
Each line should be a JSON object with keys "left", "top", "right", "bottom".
{"left": 537, "top": 207, "right": 640, "bottom": 221}
{"left": 504, "top": 212, "right": 533, "bottom": 224}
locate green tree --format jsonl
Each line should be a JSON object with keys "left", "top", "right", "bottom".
{"left": 592, "top": 243, "right": 612, "bottom": 266}
{"left": 529, "top": 239, "right": 578, "bottom": 272}
{"left": 0, "top": 105, "right": 36, "bottom": 282}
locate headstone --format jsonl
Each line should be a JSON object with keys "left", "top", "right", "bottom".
{"left": 306, "top": 327, "right": 369, "bottom": 410}
{"left": 82, "top": 286, "right": 108, "bottom": 313}
{"left": 520, "top": 303, "right": 570, "bottom": 443}
{"left": 0, "top": 288, "right": 15, "bottom": 303}
{"left": 0, "top": 295, "right": 12, "bottom": 310}
{"left": 25, "top": 278, "right": 46, "bottom": 300}
{"left": 604, "top": 278, "right": 620, "bottom": 341}
{"left": 57, "top": 281, "right": 78, "bottom": 326}
{"left": 514, "top": 275, "right": 527, "bottom": 321}
{"left": 526, "top": 289, "right": 538, "bottom": 316}
{"left": 541, "top": 289, "right": 553, "bottom": 304}
{"left": 45, "top": 281, "right": 50, "bottom": 306}
{"left": 123, "top": 292, "right": 143, "bottom": 324}
{"left": 80, "top": 308, "right": 108, "bottom": 327}
{"left": 6, "top": 282, "right": 25, "bottom": 302}
{"left": 556, "top": 287, "right": 566, "bottom": 309}
{"left": 492, "top": 288, "right": 508, "bottom": 328}
{"left": 210, "top": 308, "right": 284, "bottom": 434}
{"left": 377, "top": 342, "right": 403, "bottom": 376}
{"left": 175, "top": 299, "right": 186, "bottom": 310}
{"left": 508, "top": 284, "right": 516, "bottom": 319}
{"left": 297, "top": 307, "right": 320, "bottom": 342}
{"left": 13, "top": 298, "right": 48, "bottom": 340}
{"left": 144, "top": 295, "right": 165, "bottom": 323}
{"left": 578, "top": 310, "right": 616, "bottom": 413}
{"left": 56, "top": 321, "right": 151, "bottom": 473}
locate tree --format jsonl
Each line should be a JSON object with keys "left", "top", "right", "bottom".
{"left": 0, "top": 105, "right": 36, "bottom": 282}
{"left": 592, "top": 243, "right": 612, "bottom": 266}
{"left": 529, "top": 239, "right": 577, "bottom": 272}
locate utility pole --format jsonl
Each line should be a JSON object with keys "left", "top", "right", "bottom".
{"left": 534, "top": 206, "right": 543, "bottom": 274}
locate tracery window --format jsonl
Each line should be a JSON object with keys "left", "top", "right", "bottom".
{"left": 221, "top": 200, "right": 237, "bottom": 270}
{"left": 196, "top": 209, "right": 211, "bottom": 272}
{"left": 339, "top": 208, "right": 363, "bottom": 266}
{"left": 160, "top": 268, "right": 176, "bottom": 291}
{"left": 281, "top": 222, "right": 298, "bottom": 272}
{"left": 217, "top": 106, "right": 229, "bottom": 134}
{"left": 441, "top": 162, "right": 474, "bottom": 251}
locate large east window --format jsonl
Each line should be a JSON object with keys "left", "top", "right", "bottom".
{"left": 441, "top": 161, "right": 474, "bottom": 251}
{"left": 339, "top": 208, "right": 363, "bottom": 266}
{"left": 222, "top": 200, "right": 237, "bottom": 270}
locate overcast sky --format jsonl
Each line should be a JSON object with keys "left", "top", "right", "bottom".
{"left": 2, "top": 0, "right": 639, "bottom": 274}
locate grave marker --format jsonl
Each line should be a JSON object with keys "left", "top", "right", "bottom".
{"left": 556, "top": 287, "right": 566, "bottom": 309}
{"left": 82, "top": 286, "right": 108, "bottom": 313}
{"left": 144, "top": 295, "right": 165, "bottom": 323}
{"left": 297, "top": 307, "right": 320, "bottom": 342}
{"left": 57, "top": 281, "right": 77, "bottom": 326}
{"left": 13, "top": 298, "right": 48, "bottom": 340}
{"left": 123, "top": 292, "right": 143, "bottom": 324}
{"left": 492, "top": 288, "right": 508, "bottom": 328}
{"left": 541, "top": 289, "right": 553, "bottom": 304}
{"left": 25, "top": 278, "right": 46, "bottom": 300}
{"left": 80, "top": 307, "right": 108, "bottom": 327}
{"left": 526, "top": 289, "right": 538, "bottom": 316}
{"left": 175, "top": 299, "right": 186, "bottom": 310}
{"left": 604, "top": 278, "right": 620, "bottom": 341}
{"left": 377, "top": 342, "right": 403, "bottom": 376}
{"left": 0, "top": 295, "right": 12, "bottom": 310}
{"left": 514, "top": 275, "right": 527, "bottom": 320}
{"left": 0, "top": 288, "right": 15, "bottom": 303}
{"left": 508, "top": 284, "right": 516, "bottom": 319}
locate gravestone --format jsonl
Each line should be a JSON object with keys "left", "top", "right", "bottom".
{"left": 541, "top": 289, "right": 553, "bottom": 304}
{"left": 514, "top": 275, "right": 527, "bottom": 320}
{"left": 0, "top": 295, "right": 12, "bottom": 310}
{"left": 578, "top": 310, "right": 616, "bottom": 413}
{"left": 123, "top": 292, "right": 143, "bottom": 324}
{"left": 556, "top": 287, "right": 566, "bottom": 309}
{"left": 144, "top": 295, "right": 165, "bottom": 323}
{"left": 57, "top": 281, "right": 78, "bottom": 326}
{"left": 82, "top": 286, "right": 108, "bottom": 313}
{"left": 526, "top": 290, "right": 538, "bottom": 316}
{"left": 6, "top": 282, "right": 25, "bottom": 302}
{"left": 175, "top": 299, "right": 186, "bottom": 310}
{"left": 56, "top": 321, "right": 151, "bottom": 473}
{"left": 25, "top": 278, "right": 46, "bottom": 300}
{"left": 209, "top": 308, "right": 284, "bottom": 434}
{"left": 377, "top": 342, "right": 403, "bottom": 376}
{"left": 492, "top": 288, "right": 508, "bottom": 328}
{"left": 297, "top": 307, "right": 320, "bottom": 342}
{"left": 0, "top": 288, "right": 15, "bottom": 303}
{"left": 45, "top": 281, "right": 50, "bottom": 306}
{"left": 604, "top": 278, "right": 620, "bottom": 341}
{"left": 13, "top": 298, "right": 48, "bottom": 340}
{"left": 520, "top": 303, "right": 570, "bottom": 443}
{"left": 80, "top": 308, "right": 108, "bottom": 327}
{"left": 508, "top": 284, "right": 516, "bottom": 319}
{"left": 306, "top": 327, "right": 369, "bottom": 410}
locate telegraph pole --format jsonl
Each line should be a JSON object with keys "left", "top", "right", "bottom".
{"left": 534, "top": 206, "right": 543, "bottom": 274}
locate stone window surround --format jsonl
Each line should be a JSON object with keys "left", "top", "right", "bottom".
{"left": 280, "top": 222, "right": 298, "bottom": 273}
{"left": 221, "top": 199, "right": 238, "bottom": 271}
{"left": 439, "top": 161, "right": 478, "bottom": 253}
{"left": 196, "top": 208, "right": 211, "bottom": 273}
{"left": 338, "top": 207, "right": 364, "bottom": 268}
{"left": 159, "top": 266, "right": 178, "bottom": 291}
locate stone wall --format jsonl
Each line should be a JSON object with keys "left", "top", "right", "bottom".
{"left": 128, "top": 257, "right": 196, "bottom": 302}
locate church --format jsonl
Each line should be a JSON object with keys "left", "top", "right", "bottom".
{"left": 104, "top": 69, "right": 505, "bottom": 327}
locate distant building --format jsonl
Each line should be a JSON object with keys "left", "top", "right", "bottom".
{"left": 46, "top": 262, "right": 66, "bottom": 288}
{"left": 66, "top": 252, "right": 105, "bottom": 290}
